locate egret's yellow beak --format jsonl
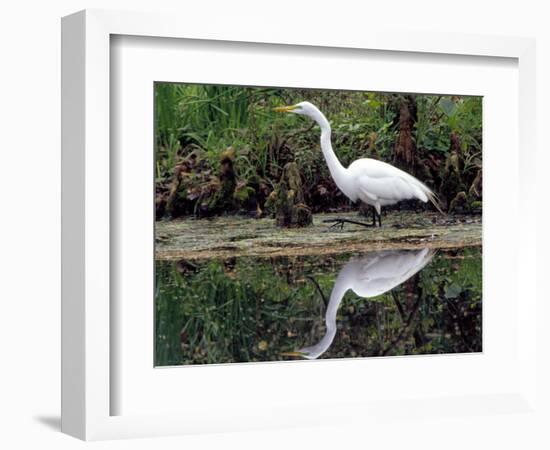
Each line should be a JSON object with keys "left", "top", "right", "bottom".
{"left": 273, "top": 104, "right": 298, "bottom": 113}
{"left": 280, "top": 351, "right": 306, "bottom": 357}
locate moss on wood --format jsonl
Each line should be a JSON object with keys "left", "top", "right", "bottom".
{"left": 155, "top": 211, "right": 482, "bottom": 261}
{"left": 271, "top": 162, "right": 312, "bottom": 227}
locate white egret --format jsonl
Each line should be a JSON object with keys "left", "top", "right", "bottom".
{"left": 281, "top": 248, "right": 435, "bottom": 359}
{"left": 274, "top": 101, "right": 442, "bottom": 227}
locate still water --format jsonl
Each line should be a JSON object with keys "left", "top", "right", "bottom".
{"left": 155, "top": 246, "right": 482, "bottom": 366}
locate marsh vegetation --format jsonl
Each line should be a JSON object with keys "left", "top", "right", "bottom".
{"left": 155, "top": 84, "right": 482, "bottom": 220}
{"left": 155, "top": 247, "right": 482, "bottom": 366}
{"left": 154, "top": 83, "right": 483, "bottom": 366}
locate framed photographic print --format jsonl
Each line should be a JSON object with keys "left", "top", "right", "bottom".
{"left": 62, "top": 9, "right": 537, "bottom": 441}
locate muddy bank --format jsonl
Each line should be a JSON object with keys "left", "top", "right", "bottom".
{"left": 155, "top": 211, "right": 481, "bottom": 260}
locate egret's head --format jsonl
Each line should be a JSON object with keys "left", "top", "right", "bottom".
{"left": 280, "top": 348, "right": 316, "bottom": 360}
{"left": 280, "top": 327, "right": 337, "bottom": 360}
{"left": 273, "top": 101, "right": 320, "bottom": 119}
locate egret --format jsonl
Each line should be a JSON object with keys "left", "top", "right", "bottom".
{"left": 281, "top": 248, "right": 436, "bottom": 360}
{"left": 274, "top": 101, "right": 442, "bottom": 228}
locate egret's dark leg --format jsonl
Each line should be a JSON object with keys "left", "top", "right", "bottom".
{"left": 306, "top": 276, "right": 328, "bottom": 308}
{"left": 323, "top": 204, "right": 380, "bottom": 230}
{"left": 371, "top": 207, "right": 382, "bottom": 227}
{"left": 323, "top": 217, "right": 374, "bottom": 230}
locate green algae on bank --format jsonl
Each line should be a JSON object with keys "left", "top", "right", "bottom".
{"left": 155, "top": 211, "right": 481, "bottom": 261}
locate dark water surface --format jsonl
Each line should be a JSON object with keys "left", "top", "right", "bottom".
{"left": 155, "top": 246, "right": 482, "bottom": 366}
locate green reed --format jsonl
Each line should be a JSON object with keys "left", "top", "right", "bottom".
{"left": 155, "top": 248, "right": 482, "bottom": 366}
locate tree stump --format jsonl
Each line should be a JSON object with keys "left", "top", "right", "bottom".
{"left": 449, "top": 191, "right": 469, "bottom": 214}
{"left": 468, "top": 169, "right": 483, "bottom": 213}
{"left": 272, "top": 162, "right": 312, "bottom": 227}
{"left": 440, "top": 132, "right": 464, "bottom": 211}
{"left": 393, "top": 95, "right": 417, "bottom": 172}
{"left": 207, "top": 147, "right": 237, "bottom": 213}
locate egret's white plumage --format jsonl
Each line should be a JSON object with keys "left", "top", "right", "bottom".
{"left": 275, "top": 101, "right": 441, "bottom": 220}
{"left": 284, "top": 248, "right": 435, "bottom": 360}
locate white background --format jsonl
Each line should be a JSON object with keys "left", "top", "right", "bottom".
{"left": 0, "top": 1, "right": 547, "bottom": 449}
{"left": 112, "top": 36, "right": 519, "bottom": 417}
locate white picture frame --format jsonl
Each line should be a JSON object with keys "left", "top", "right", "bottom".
{"left": 61, "top": 9, "right": 537, "bottom": 441}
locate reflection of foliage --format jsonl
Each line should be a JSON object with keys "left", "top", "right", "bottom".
{"left": 155, "top": 84, "right": 483, "bottom": 218}
{"left": 155, "top": 248, "right": 482, "bottom": 366}
{"left": 155, "top": 256, "right": 331, "bottom": 366}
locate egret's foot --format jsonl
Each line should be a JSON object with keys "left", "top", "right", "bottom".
{"left": 322, "top": 218, "right": 374, "bottom": 230}
{"left": 323, "top": 218, "right": 345, "bottom": 230}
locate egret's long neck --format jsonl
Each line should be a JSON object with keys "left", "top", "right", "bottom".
{"left": 312, "top": 111, "right": 353, "bottom": 199}
{"left": 325, "top": 277, "right": 349, "bottom": 333}
{"left": 304, "top": 269, "right": 351, "bottom": 359}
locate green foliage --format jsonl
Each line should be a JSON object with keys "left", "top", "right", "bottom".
{"left": 155, "top": 248, "right": 482, "bottom": 366}
{"left": 155, "top": 83, "right": 285, "bottom": 176}
{"left": 415, "top": 96, "right": 482, "bottom": 178}
{"left": 155, "top": 257, "right": 330, "bottom": 365}
{"left": 155, "top": 83, "right": 483, "bottom": 217}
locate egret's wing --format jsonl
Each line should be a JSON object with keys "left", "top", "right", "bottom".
{"left": 352, "top": 249, "right": 435, "bottom": 297}
{"left": 350, "top": 158, "right": 430, "bottom": 203}
{"left": 357, "top": 174, "right": 428, "bottom": 203}
{"left": 350, "top": 157, "right": 419, "bottom": 180}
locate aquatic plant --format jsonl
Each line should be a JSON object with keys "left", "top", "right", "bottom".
{"left": 155, "top": 84, "right": 483, "bottom": 218}
{"left": 155, "top": 248, "right": 482, "bottom": 366}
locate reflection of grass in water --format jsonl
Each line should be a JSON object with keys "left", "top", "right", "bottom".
{"left": 155, "top": 248, "right": 482, "bottom": 366}
{"left": 155, "top": 257, "right": 334, "bottom": 366}
{"left": 338, "top": 247, "right": 482, "bottom": 357}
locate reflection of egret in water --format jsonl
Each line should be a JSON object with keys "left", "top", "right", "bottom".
{"left": 281, "top": 248, "right": 436, "bottom": 360}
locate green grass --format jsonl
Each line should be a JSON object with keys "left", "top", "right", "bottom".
{"left": 154, "top": 83, "right": 483, "bottom": 217}
{"left": 155, "top": 248, "right": 482, "bottom": 366}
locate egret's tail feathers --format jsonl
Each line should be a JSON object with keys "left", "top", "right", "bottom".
{"left": 410, "top": 184, "right": 429, "bottom": 203}
{"left": 412, "top": 180, "right": 444, "bottom": 214}
{"left": 426, "top": 190, "right": 444, "bottom": 215}
{"left": 396, "top": 169, "right": 444, "bottom": 214}
{"left": 413, "top": 178, "right": 444, "bottom": 214}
